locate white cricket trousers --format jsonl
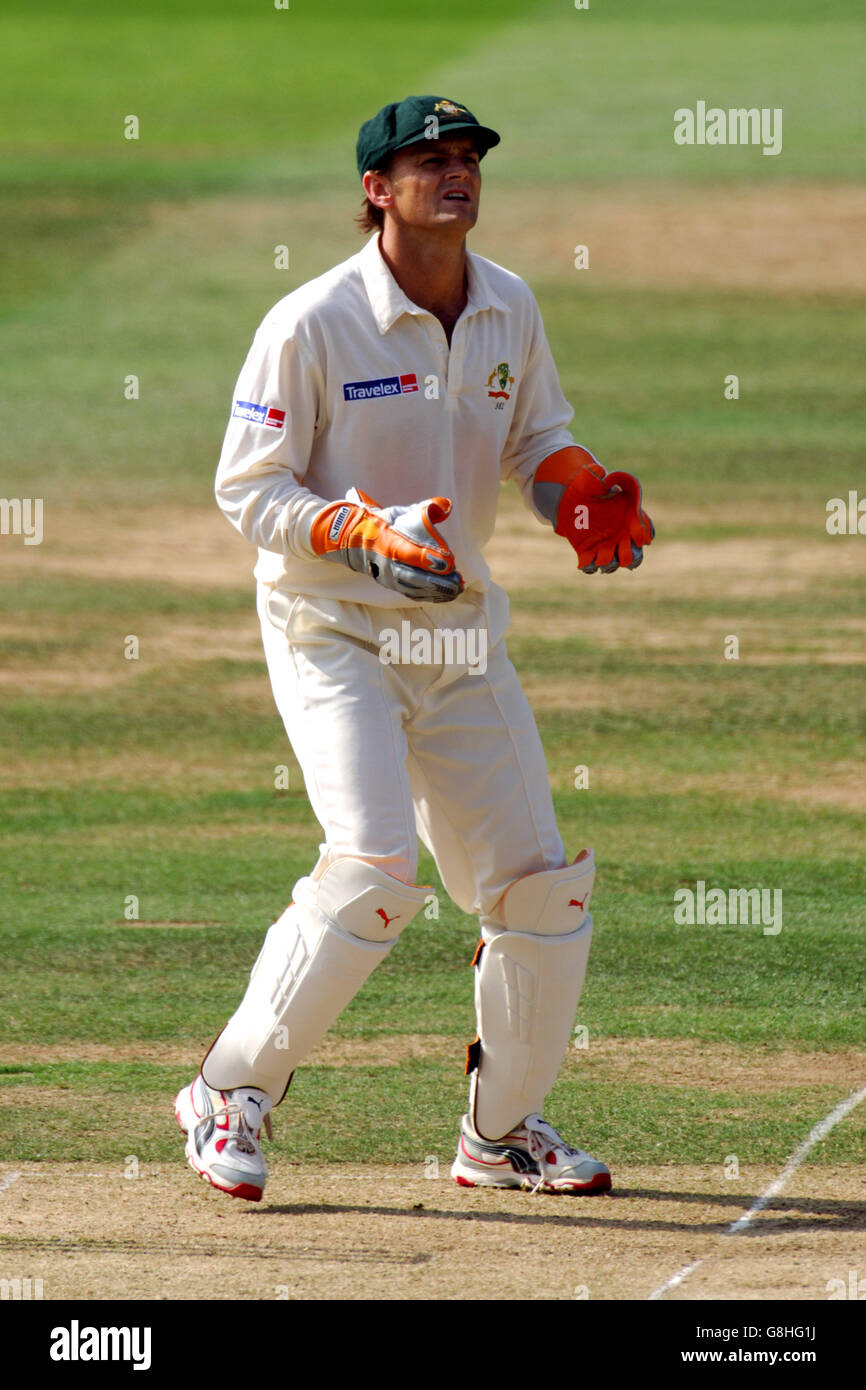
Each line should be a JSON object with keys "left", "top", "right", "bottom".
{"left": 257, "top": 582, "right": 566, "bottom": 916}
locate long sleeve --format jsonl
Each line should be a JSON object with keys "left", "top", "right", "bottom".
{"left": 215, "top": 323, "right": 328, "bottom": 558}
{"left": 498, "top": 294, "right": 576, "bottom": 526}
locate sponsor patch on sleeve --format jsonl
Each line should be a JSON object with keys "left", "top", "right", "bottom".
{"left": 233, "top": 400, "right": 286, "bottom": 428}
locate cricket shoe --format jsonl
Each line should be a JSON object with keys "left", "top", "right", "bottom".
{"left": 451, "top": 1112, "right": 611, "bottom": 1194}
{"left": 175, "top": 1075, "right": 273, "bottom": 1202}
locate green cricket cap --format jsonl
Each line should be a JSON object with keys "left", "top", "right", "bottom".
{"left": 356, "top": 96, "right": 500, "bottom": 176}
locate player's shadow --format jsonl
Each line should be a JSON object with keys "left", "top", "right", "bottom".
{"left": 253, "top": 1188, "right": 866, "bottom": 1235}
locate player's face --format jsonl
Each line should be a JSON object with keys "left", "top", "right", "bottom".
{"left": 379, "top": 136, "right": 482, "bottom": 233}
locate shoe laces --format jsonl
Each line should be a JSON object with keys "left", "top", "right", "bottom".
{"left": 522, "top": 1114, "right": 578, "bottom": 1195}
{"left": 193, "top": 1097, "right": 273, "bottom": 1152}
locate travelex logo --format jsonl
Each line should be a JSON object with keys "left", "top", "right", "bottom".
{"left": 343, "top": 373, "right": 418, "bottom": 402}
{"left": 233, "top": 400, "right": 286, "bottom": 428}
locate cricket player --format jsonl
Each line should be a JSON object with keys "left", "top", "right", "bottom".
{"left": 175, "top": 96, "right": 653, "bottom": 1201}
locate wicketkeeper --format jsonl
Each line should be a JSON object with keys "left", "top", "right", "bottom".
{"left": 175, "top": 95, "right": 653, "bottom": 1200}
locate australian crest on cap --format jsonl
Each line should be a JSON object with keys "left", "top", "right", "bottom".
{"left": 434, "top": 99, "right": 468, "bottom": 116}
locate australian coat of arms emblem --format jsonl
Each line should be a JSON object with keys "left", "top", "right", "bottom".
{"left": 487, "top": 362, "right": 515, "bottom": 401}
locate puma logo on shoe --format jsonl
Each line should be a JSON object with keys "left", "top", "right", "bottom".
{"left": 569, "top": 896, "right": 588, "bottom": 909}
{"left": 375, "top": 908, "right": 399, "bottom": 929}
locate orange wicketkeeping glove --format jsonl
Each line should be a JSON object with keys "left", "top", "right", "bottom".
{"left": 310, "top": 487, "right": 464, "bottom": 602}
{"left": 533, "top": 446, "right": 654, "bottom": 573}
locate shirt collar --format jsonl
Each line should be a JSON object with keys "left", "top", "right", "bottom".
{"left": 359, "top": 233, "right": 510, "bottom": 335}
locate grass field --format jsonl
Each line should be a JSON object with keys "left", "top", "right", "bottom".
{"left": 1, "top": 0, "right": 864, "bottom": 1303}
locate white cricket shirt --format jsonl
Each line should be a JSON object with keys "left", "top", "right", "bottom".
{"left": 215, "top": 233, "right": 576, "bottom": 610}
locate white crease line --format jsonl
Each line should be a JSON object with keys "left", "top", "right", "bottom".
{"left": 0, "top": 1171, "right": 22, "bottom": 1195}
{"left": 648, "top": 1083, "right": 866, "bottom": 1301}
{"left": 649, "top": 1255, "right": 707, "bottom": 1298}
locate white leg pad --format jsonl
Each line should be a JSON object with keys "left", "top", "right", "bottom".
{"left": 202, "top": 858, "right": 429, "bottom": 1099}
{"left": 469, "top": 854, "right": 596, "bottom": 1141}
